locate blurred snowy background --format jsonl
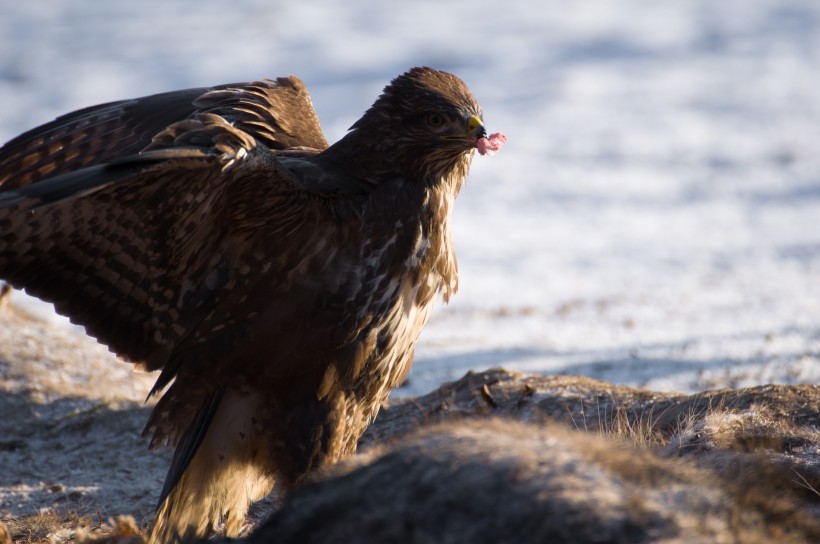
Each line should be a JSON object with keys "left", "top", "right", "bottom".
{"left": 1, "top": 0, "right": 818, "bottom": 396}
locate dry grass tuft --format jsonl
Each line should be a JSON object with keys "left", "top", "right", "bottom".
{"left": 4, "top": 508, "right": 148, "bottom": 544}
{"left": 77, "top": 516, "right": 146, "bottom": 544}
{"left": 5, "top": 506, "right": 97, "bottom": 544}
{"left": 578, "top": 401, "right": 666, "bottom": 447}
{"left": 0, "top": 520, "right": 12, "bottom": 544}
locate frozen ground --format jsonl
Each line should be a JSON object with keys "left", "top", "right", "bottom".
{"left": 0, "top": 0, "right": 819, "bottom": 398}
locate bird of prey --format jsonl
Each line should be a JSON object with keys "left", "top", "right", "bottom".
{"left": 0, "top": 67, "right": 506, "bottom": 542}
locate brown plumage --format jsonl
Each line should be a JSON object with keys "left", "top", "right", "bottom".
{"left": 0, "top": 67, "right": 501, "bottom": 542}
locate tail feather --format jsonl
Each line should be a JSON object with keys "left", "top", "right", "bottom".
{"left": 149, "top": 454, "right": 274, "bottom": 543}
{"left": 148, "top": 391, "right": 275, "bottom": 544}
{"left": 155, "top": 389, "right": 224, "bottom": 510}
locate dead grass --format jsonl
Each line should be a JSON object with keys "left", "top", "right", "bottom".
{"left": 4, "top": 506, "right": 97, "bottom": 544}
{"left": 3, "top": 511, "right": 148, "bottom": 544}
{"left": 1, "top": 520, "right": 12, "bottom": 544}
{"left": 571, "top": 400, "right": 666, "bottom": 447}
{"left": 568, "top": 388, "right": 812, "bottom": 457}
{"left": 77, "top": 516, "right": 146, "bottom": 544}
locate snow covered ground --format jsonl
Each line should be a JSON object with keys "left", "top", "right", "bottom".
{"left": 1, "top": 0, "right": 818, "bottom": 397}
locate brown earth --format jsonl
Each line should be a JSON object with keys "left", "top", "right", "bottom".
{"left": 1, "top": 302, "right": 819, "bottom": 543}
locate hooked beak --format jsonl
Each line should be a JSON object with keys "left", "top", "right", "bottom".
{"left": 466, "top": 114, "right": 487, "bottom": 140}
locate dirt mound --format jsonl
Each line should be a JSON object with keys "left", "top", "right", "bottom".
{"left": 2, "top": 304, "right": 819, "bottom": 543}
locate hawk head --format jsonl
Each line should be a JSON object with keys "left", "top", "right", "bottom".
{"left": 327, "top": 67, "right": 492, "bottom": 185}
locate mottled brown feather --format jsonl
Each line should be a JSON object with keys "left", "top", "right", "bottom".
{"left": 0, "top": 76, "right": 326, "bottom": 189}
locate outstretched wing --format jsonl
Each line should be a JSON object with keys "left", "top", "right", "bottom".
{"left": 0, "top": 78, "right": 333, "bottom": 386}
{"left": 0, "top": 76, "right": 328, "bottom": 190}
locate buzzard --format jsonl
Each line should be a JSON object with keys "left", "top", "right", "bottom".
{"left": 0, "top": 67, "right": 506, "bottom": 542}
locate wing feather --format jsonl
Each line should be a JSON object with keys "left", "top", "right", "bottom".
{"left": 0, "top": 76, "right": 328, "bottom": 190}
{"left": 0, "top": 91, "right": 331, "bottom": 376}
{"left": 193, "top": 77, "right": 328, "bottom": 151}
{"left": 0, "top": 91, "right": 202, "bottom": 189}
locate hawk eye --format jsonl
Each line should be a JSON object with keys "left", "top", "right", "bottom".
{"left": 426, "top": 113, "right": 445, "bottom": 128}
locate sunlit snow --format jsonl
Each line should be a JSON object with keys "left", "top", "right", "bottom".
{"left": 1, "top": 0, "right": 818, "bottom": 397}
